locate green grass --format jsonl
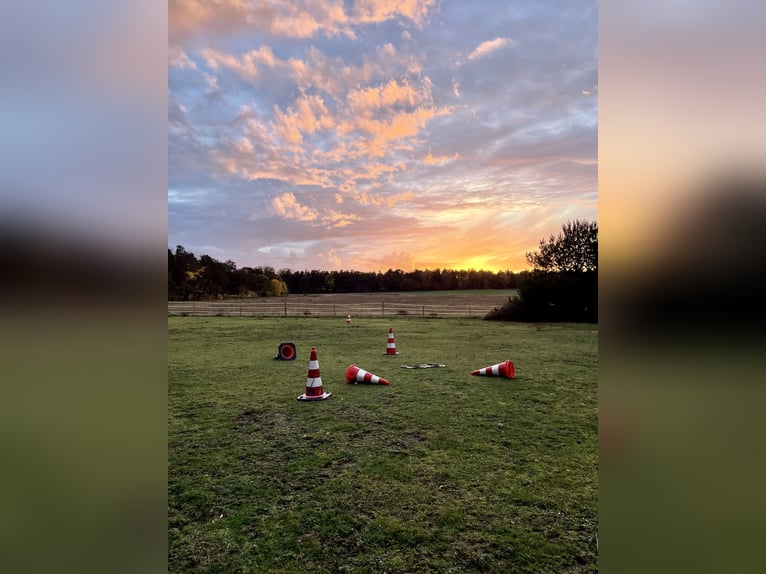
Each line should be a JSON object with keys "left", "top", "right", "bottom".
{"left": 169, "top": 317, "right": 597, "bottom": 573}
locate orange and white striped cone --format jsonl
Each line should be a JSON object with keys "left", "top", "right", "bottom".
{"left": 383, "top": 327, "right": 399, "bottom": 355}
{"left": 346, "top": 364, "right": 391, "bottom": 385}
{"left": 470, "top": 359, "right": 515, "bottom": 379}
{"left": 297, "top": 347, "right": 332, "bottom": 401}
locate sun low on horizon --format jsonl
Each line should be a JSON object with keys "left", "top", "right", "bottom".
{"left": 168, "top": 1, "right": 597, "bottom": 274}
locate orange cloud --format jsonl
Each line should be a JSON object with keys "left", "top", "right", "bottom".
{"left": 198, "top": 45, "right": 278, "bottom": 80}
{"left": 348, "top": 78, "right": 422, "bottom": 115}
{"left": 295, "top": 94, "right": 335, "bottom": 133}
{"left": 270, "top": 192, "right": 318, "bottom": 221}
{"left": 424, "top": 150, "right": 459, "bottom": 165}
{"left": 171, "top": 0, "right": 440, "bottom": 47}
{"left": 354, "top": 190, "right": 413, "bottom": 207}
{"left": 271, "top": 94, "right": 335, "bottom": 145}
{"left": 381, "top": 251, "right": 416, "bottom": 271}
{"left": 272, "top": 106, "right": 304, "bottom": 145}
{"left": 325, "top": 210, "right": 361, "bottom": 228}
{"left": 189, "top": 37, "right": 457, "bottom": 195}
{"left": 353, "top": 0, "right": 439, "bottom": 26}
{"left": 169, "top": 0, "right": 250, "bottom": 46}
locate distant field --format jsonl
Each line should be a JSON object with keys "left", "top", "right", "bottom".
{"left": 168, "top": 289, "right": 520, "bottom": 318}
{"left": 300, "top": 289, "right": 520, "bottom": 299}
{"left": 169, "top": 317, "right": 598, "bottom": 572}
{"left": 296, "top": 289, "right": 519, "bottom": 304}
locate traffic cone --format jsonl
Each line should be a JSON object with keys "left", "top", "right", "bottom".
{"left": 297, "top": 347, "right": 332, "bottom": 401}
{"left": 275, "top": 342, "right": 296, "bottom": 360}
{"left": 470, "top": 360, "right": 515, "bottom": 379}
{"left": 383, "top": 327, "right": 399, "bottom": 355}
{"left": 346, "top": 364, "right": 391, "bottom": 385}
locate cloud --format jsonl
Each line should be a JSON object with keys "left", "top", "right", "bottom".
{"left": 169, "top": 0, "right": 441, "bottom": 47}
{"left": 199, "top": 45, "right": 277, "bottom": 80}
{"left": 424, "top": 150, "right": 459, "bottom": 165}
{"left": 266, "top": 191, "right": 364, "bottom": 230}
{"left": 354, "top": 190, "right": 413, "bottom": 207}
{"left": 468, "top": 37, "right": 511, "bottom": 61}
{"left": 169, "top": 47, "right": 197, "bottom": 70}
{"left": 347, "top": 78, "right": 425, "bottom": 115}
{"left": 196, "top": 43, "right": 395, "bottom": 100}
{"left": 325, "top": 210, "right": 361, "bottom": 228}
{"left": 340, "top": 102, "right": 450, "bottom": 155}
{"left": 353, "top": 0, "right": 440, "bottom": 26}
{"left": 271, "top": 94, "right": 334, "bottom": 145}
{"left": 169, "top": 0, "right": 251, "bottom": 46}
{"left": 376, "top": 250, "right": 416, "bottom": 271}
{"left": 269, "top": 192, "right": 319, "bottom": 221}
{"left": 189, "top": 42, "right": 452, "bottom": 187}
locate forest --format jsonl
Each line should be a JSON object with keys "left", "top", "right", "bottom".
{"left": 168, "top": 245, "right": 519, "bottom": 300}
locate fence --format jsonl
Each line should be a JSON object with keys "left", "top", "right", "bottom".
{"left": 167, "top": 299, "right": 495, "bottom": 319}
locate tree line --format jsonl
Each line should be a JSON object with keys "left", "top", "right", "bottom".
{"left": 169, "top": 219, "right": 597, "bottom": 323}
{"left": 168, "top": 245, "right": 518, "bottom": 300}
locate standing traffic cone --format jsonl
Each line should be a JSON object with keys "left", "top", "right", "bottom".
{"left": 470, "top": 360, "right": 515, "bottom": 379}
{"left": 383, "top": 327, "right": 399, "bottom": 355}
{"left": 346, "top": 364, "right": 391, "bottom": 385}
{"left": 297, "top": 347, "right": 332, "bottom": 400}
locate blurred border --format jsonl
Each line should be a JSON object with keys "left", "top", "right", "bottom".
{"left": 600, "top": 1, "right": 766, "bottom": 572}
{"left": 0, "top": 2, "right": 167, "bottom": 573}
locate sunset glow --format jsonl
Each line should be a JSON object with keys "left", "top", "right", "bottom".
{"left": 169, "top": 0, "right": 597, "bottom": 272}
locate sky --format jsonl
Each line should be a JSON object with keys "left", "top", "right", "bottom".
{"left": 168, "top": 0, "right": 597, "bottom": 272}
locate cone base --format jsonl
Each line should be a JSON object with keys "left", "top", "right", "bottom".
{"left": 470, "top": 372, "right": 514, "bottom": 379}
{"left": 297, "top": 391, "right": 332, "bottom": 401}
{"left": 383, "top": 352, "right": 399, "bottom": 355}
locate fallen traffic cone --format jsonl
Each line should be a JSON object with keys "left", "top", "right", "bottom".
{"left": 383, "top": 327, "right": 399, "bottom": 355}
{"left": 346, "top": 364, "right": 391, "bottom": 385}
{"left": 274, "top": 342, "right": 296, "bottom": 360}
{"left": 297, "top": 347, "right": 332, "bottom": 401}
{"left": 470, "top": 360, "right": 515, "bottom": 379}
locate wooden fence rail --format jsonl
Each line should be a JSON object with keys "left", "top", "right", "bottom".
{"left": 168, "top": 300, "right": 494, "bottom": 318}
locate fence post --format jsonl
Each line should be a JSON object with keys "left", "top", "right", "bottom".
{"left": 192, "top": 302, "right": 196, "bottom": 317}
{"left": 469, "top": 305, "right": 471, "bottom": 317}
{"left": 333, "top": 304, "right": 336, "bottom": 316}
{"left": 422, "top": 305, "right": 425, "bottom": 317}
{"left": 284, "top": 300, "right": 287, "bottom": 317}
{"left": 381, "top": 302, "right": 385, "bottom": 316}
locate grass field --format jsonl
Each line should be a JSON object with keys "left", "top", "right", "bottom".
{"left": 169, "top": 316, "right": 598, "bottom": 573}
